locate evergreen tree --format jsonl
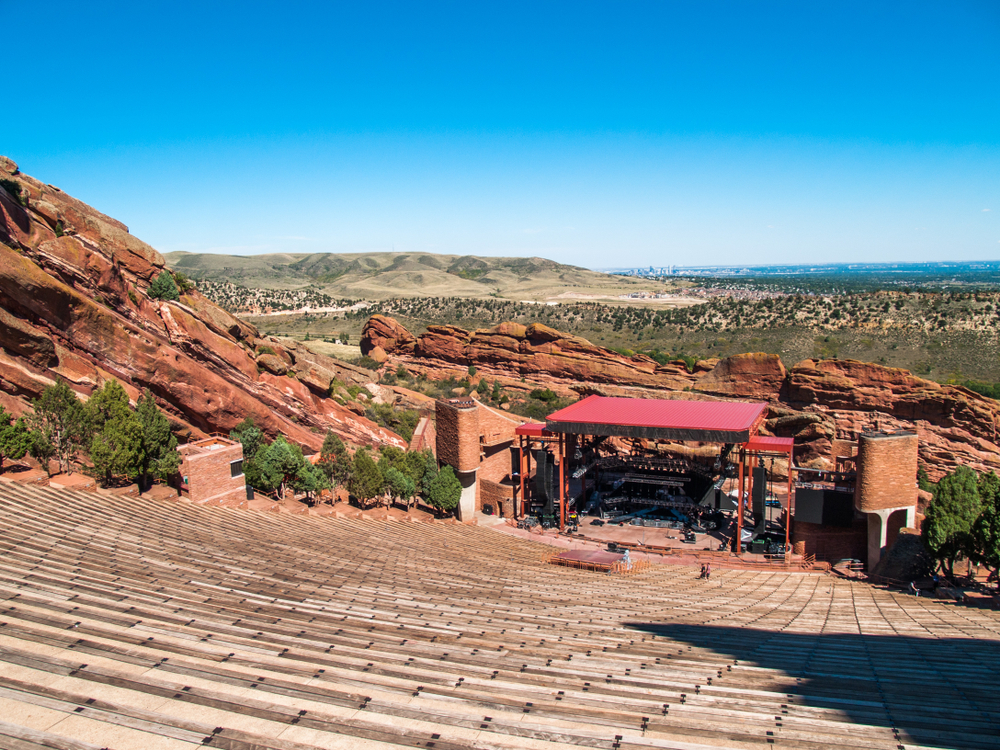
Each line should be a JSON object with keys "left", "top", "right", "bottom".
{"left": 230, "top": 417, "right": 267, "bottom": 487}
{"left": 0, "top": 406, "right": 31, "bottom": 471}
{"left": 256, "top": 437, "right": 304, "bottom": 498}
{"left": 425, "top": 464, "right": 461, "bottom": 514}
{"left": 384, "top": 467, "right": 416, "bottom": 507}
{"left": 317, "top": 431, "right": 350, "bottom": 486}
{"left": 917, "top": 466, "right": 934, "bottom": 492}
{"left": 349, "top": 448, "right": 383, "bottom": 505}
{"left": 148, "top": 270, "right": 180, "bottom": 301}
{"left": 420, "top": 451, "right": 439, "bottom": 496}
{"left": 89, "top": 409, "right": 143, "bottom": 486}
{"left": 28, "top": 381, "right": 88, "bottom": 474}
{"left": 294, "top": 457, "right": 330, "bottom": 501}
{"left": 85, "top": 380, "right": 131, "bottom": 434}
{"left": 973, "top": 471, "right": 1000, "bottom": 590}
{"left": 923, "top": 465, "right": 981, "bottom": 580}
{"left": 86, "top": 380, "right": 143, "bottom": 486}
{"left": 135, "top": 390, "right": 181, "bottom": 488}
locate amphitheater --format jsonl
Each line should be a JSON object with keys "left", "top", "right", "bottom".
{"left": 0, "top": 483, "right": 998, "bottom": 750}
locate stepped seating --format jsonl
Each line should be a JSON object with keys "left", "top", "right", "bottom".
{"left": 0, "top": 483, "right": 998, "bottom": 750}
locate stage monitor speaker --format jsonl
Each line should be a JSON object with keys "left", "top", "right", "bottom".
{"left": 822, "top": 490, "right": 854, "bottom": 527}
{"left": 794, "top": 488, "right": 854, "bottom": 528}
{"left": 534, "top": 450, "right": 550, "bottom": 501}
{"left": 796, "top": 488, "right": 825, "bottom": 525}
{"left": 752, "top": 466, "right": 767, "bottom": 517}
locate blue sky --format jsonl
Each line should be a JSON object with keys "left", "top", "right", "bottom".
{"left": 5, "top": 1, "right": 999, "bottom": 268}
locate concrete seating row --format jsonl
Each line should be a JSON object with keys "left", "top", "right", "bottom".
{"left": 0, "top": 482, "right": 997, "bottom": 750}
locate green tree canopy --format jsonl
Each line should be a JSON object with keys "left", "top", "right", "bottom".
{"left": 0, "top": 406, "right": 31, "bottom": 470}
{"left": 148, "top": 270, "right": 180, "bottom": 301}
{"left": 89, "top": 409, "right": 143, "bottom": 486}
{"left": 317, "top": 431, "right": 351, "bottom": 486}
{"left": 28, "top": 381, "right": 88, "bottom": 474}
{"left": 425, "top": 464, "right": 461, "bottom": 513}
{"left": 350, "top": 448, "right": 383, "bottom": 504}
{"left": 384, "top": 466, "right": 416, "bottom": 505}
{"left": 973, "top": 471, "right": 1000, "bottom": 589}
{"left": 86, "top": 380, "right": 143, "bottom": 486}
{"left": 255, "top": 437, "right": 305, "bottom": 498}
{"left": 230, "top": 417, "right": 265, "bottom": 458}
{"left": 923, "top": 465, "right": 982, "bottom": 579}
{"left": 135, "top": 390, "right": 181, "bottom": 487}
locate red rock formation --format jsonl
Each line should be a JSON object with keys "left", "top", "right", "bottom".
{"left": 362, "top": 316, "right": 1000, "bottom": 477}
{"left": 0, "top": 158, "right": 404, "bottom": 451}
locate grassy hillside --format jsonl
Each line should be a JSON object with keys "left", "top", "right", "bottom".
{"left": 165, "top": 250, "right": 672, "bottom": 301}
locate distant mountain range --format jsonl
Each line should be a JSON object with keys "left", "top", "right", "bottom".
{"left": 165, "top": 251, "right": 658, "bottom": 300}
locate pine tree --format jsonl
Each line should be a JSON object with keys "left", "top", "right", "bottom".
{"left": 350, "top": 448, "right": 383, "bottom": 505}
{"left": 0, "top": 406, "right": 31, "bottom": 471}
{"left": 923, "top": 466, "right": 981, "bottom": 580}
{"left": 384, "top": 467, "right": 415, "bottom": 507}
{"left": 426, "top": 465, "right": 461, "bottom": 514}
{"left": 28, "top": 381, "right": 88, "bottom": 474}
{"left": 86, "top": 380, "right": 144, "bottom": 486}
{"left": 256, "top": 437, "right": 303, "bottom": 498}
{"left": 89, "top": 410, "right": 143, "bottom": 486}
{"left": 973, "top": 471, "right": 1000, "bottom": 590}
{"left": 317, "top": 431, "right": 350, "bottom": 486}
{"left": 148, "top": 270, "right": 180, "bottom": 301}
{"left": 135, "top": 390, "right": 181, "bottom": 489}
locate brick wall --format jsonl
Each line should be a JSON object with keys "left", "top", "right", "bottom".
{"left": 480, "top": 478, "right": 515, "bottom": 517}
{"left": 408, "top": 416, "right": 437, "bottom": 456}
{"left": 855, "top": 432, "right": 918, "bottom": 512}
{"left": 435, "top": 399, "right": 479, "bottom": 471}
{"left": 791, "top": 517, "right": 868, "bottom": 562}
{"left": 179, "top": 440, "right": 247, "bottom": 508}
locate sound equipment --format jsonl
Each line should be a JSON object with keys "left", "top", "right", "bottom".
{"left": 795, "top": 488, "right": 854, "bottom": 527}
{"left": 752, "top": 466, "right": 767, "bottom": 517}
{"left": 533, "top": 449, "right": 558, "bottom": 515}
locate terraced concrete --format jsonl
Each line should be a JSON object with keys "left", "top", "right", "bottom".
{"left": 0, "top": 483, "right": 997, "bottom": 750}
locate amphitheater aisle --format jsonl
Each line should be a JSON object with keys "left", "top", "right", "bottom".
{"left": 0, "top": 483, "right": 998, "bottom": 750}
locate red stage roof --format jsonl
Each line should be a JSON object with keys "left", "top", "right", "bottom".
{"left": 545, "top": 395, "right": 767, "bottom": 443}
{"left": 514, "top": 423, "right": 551, "bottom": 437}
{"left": 745, "top": 436, "right": 794, "bottom": 454}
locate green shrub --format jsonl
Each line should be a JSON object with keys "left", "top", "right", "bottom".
{"left": 350, "top": 355, "right": 380, "bottom": 371}
{"left": 0, "top": 179, "right": 27, "bottom": 207}
{"left": 173, "top": 272, "right": 195, "bottom": 293}
{"left": 147, "top": 270, "right": 180, "bottom": 301}
{"left": 256, "top": 345, "right": 276, "bottom": 356}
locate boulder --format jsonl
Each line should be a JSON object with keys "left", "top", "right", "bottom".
{"left": 695, "top": 352, "right": 786, "bottom": 400}
{"left": 257, "top": 354, "right": 288, "bottom": 376}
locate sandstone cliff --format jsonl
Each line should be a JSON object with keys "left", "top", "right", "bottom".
{"left": 362, "top": 315, "right": 1000, "bottom": 478}
{"left": 0, "top": 158, "right": 405, "bottom": 451}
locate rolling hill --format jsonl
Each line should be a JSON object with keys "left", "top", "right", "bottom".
{"left": 164, "top": 250, "right": 665, "bottom": 300}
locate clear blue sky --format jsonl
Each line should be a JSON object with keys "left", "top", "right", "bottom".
{"left": 6, "top": 1, "right": 999, "bottom": 268}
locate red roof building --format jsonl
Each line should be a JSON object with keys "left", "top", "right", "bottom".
{"left": 545, "top": 395, "right": 768, "bottom": 443}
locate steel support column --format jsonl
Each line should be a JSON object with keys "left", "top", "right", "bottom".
{"left": 518, "top": 437, "right": 525, "bottom": 519}
{"left": 559, "top": 434, "right": 566, "bottom": 531}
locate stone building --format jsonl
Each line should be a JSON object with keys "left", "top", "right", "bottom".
{"left": 435, "top": 397, "right": 523, "bottom": 521}
{"left": 854, "top": 431, "right": 918, "bottom": 568}
{"left": 178, "top": 436, "right": 247, "bottom": 508}
{"left": 791, "top": 429, "right": 918, "bottom": 568}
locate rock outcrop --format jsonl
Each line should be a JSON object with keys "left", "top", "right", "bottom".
{"left": 362, "top": 315, "right": 1000, "bottom": 477}
{"left": 0, "top": 158, "right": 405, "bottom": 451}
